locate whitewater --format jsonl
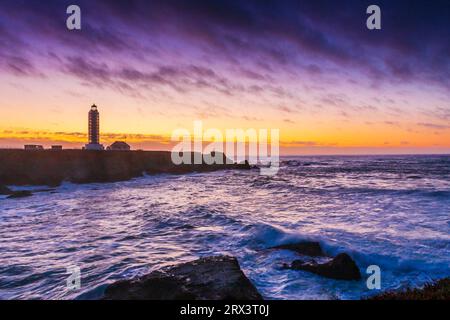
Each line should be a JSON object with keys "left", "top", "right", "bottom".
{"left": 1, "top": 155, "right": 449, "bottom": 299}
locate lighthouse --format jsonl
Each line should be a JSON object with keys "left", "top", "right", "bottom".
{"left": 84, "top": 104, "right": 104, "bottom": 150}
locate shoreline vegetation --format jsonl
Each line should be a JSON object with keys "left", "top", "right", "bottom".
{"left": 368, "top": 278, "right": 450, "bottom": 300}
{"left": 0, "top": 149, "right": 250, "bottom": 188}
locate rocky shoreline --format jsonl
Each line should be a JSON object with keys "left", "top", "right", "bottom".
{"left": 99, "top": 242, "right": 449, "bottom": 300}
{"left": 2, "top": 150, "right": 446, "bottom": 300}
{"left": 0, "top": 149, "right": 249, "bottom": 188}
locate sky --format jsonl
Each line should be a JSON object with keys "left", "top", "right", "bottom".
{"left": 0, "top": 0, "right": 449, "bottom": 154}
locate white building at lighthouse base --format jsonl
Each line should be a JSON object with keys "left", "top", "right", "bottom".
{"left": 83, "top": 143, "right": 104, "bottom": 150}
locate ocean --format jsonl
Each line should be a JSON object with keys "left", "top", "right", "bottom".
{"left": 1, "top": 155, "right": 449, "bottom": 299}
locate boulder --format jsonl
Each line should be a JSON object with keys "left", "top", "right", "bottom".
{"left": 271, "top": 241, "right": 325, "bottom": 257}
{"left": 102, "top": 256, "right": 262, "bottom": 300}
{"left": 7, "top": 190, "right": 33, "bottom": 199}
{"left": 286, "top": 253, "right": 361, "bottom": 280}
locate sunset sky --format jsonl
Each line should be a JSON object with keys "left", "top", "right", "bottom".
{"left": 0, "top": 0, "right": 449, "bottom": 154}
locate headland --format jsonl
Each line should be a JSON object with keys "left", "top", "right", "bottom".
{"left": 0, "top": 149, "right": 249, "bottom": 186}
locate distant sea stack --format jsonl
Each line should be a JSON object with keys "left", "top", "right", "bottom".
{"left": 0, "top": 150, "right": 250, "bottom": 186}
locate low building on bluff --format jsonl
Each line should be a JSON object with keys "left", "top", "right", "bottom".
{"left": 24, "top": 145, "right": 44, "bottom": 150}
{"left": 107, "top": 141, "right": 131, "bottom": 151}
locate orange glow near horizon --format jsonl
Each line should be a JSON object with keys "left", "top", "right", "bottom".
{"left": 1, "top": 120, "right": 449, "bottom": 155}
{"left": 2, "top": 73, "right": 449, "bottom": 155}
{"left": 1, "top": 8, "right": 449, "bottom": 156}
{"left": 1, "top": 82, "right": 450, "bottom": 155}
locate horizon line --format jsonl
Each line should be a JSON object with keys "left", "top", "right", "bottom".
{"left": 0, "top": 147, "right": 449, "bottom": 157}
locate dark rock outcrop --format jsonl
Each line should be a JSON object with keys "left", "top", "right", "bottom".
{"left": 7, "top": 190, "right": 33, "bottom": 199}
{"left": 271, "top": 241, "right": 325, "bottom": 257}
{"left": 0, "top": 185, "right": 12, "bottom": 195}
{"left": 102, "top": 256, "right": 262, "bottom": 300}
{"left": 285, "top": 253, "right": 361, "bottom": 280}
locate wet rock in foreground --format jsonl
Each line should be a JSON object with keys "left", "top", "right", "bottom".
{"left": 285, "top": 253, "right": 361, "bottom": 280}
{"left": 102, "top": 256, "right": 262, "bottom": 300}
{"left": 271, "top": 241, "right": 325, "bottom": 257}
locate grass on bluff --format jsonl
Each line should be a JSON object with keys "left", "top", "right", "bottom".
{"left": 369, "top": 278, "right": 450, "bottom": 300}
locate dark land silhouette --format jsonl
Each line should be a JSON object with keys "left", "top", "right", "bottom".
{"left": 0, "top": 149, "right": 249, "bottom": 186}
